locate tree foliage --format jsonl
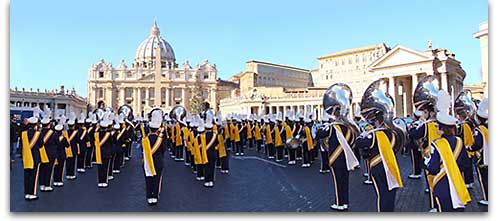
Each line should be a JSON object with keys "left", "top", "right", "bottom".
{"left": 189, "top": 73, "right": 205, "bottom": 114}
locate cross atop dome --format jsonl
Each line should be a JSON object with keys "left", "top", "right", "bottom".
{"left": 150, "top": 19, "right": 160, "bottom": 36}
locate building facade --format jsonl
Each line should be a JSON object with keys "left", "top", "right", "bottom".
{"left": 220, "top": 42, "right": 467, "bottom": 118}
{"left": 10, "top": 85, "right": 87, "bottom": 119}
{"left": 87, "top": 21, "right": 237, "bottom": 115}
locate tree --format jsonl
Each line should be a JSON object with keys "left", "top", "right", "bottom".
{"left": 189, "top": 73, "right": 205, "bottom": 114}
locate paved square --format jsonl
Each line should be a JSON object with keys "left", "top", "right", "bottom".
{"left": 10, "top": 144, "right": 488, "bottom": 212}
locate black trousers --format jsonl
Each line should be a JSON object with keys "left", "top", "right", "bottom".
{"left": 108, "top": 154, "right": 115, "bottom": 177}
{"left": 24, "top": 163, "right": 41, "bottom": 195}
{"left": 247, "top": 138, "right": 254, "bottom": 149}
{"left": 371, "top": 168, "right": 397, "bottom": 212}
{"left": 462, "top": 156, "right": 474, "bottom": 184}
{"left": 424, "top": 169, "right": 436, "bottom": 208}
{"left": 266, "top": 143, "right": 275, "bottom": 157}
{"left": 320, "top": 150, "right": 330, "bottom": 171}
{"left": 296, "top": 145, "right": 302, "bottom": 159}
{"left": 175, "top": 145, "right": 184, "bottom": 159}
{"left": 77, "top": 149, "right": 86, "bottom": 170}
{"left": 40, "top": 161, "right": 55, "bottom": 187}
{"left": 190, "top": 153, "right": 195, "bottom": 170}
{"left": 205, "top": 148, "right": 217, "bottom": 182}
{"left": 53, "top": 158, "right": 66, "bottom": 183}
{"left": 235, "top": 141, "right": 244, "bottom": 154}
{"left": 410, "top": 148, "right": 422, "bottom": 175}
{"left": 85, "top": 146, "right": 94, "bottom": 168}
{"left": 302, "top": 146, "right": 311, "bottom": 165}
{"left": 126, "top": 142, "right": 132, "bottom": 158}
{"left": 435, "top": 197, "right": 465, "bottom": 212}
{"left": 65, "top": 156, "right": 76, "bottom": 177}
{"left": 276, "top": 146, "right": 284, "bottom": 160}
{"left": 113, "top": 149, "right": 124, "bottom": 170}
{"left": 185, "top": 150, "right": 192, "bottom": 164}
{"left": 97, "top": 157, "right": 111, "bottom": 184}
{"left": 196, "top": 164, "right": 205, "bottom": 178}
{"left": 145, "top": 167, "right": 163, "bottom": 199}
{"left": 288, "top": 148, "right": 297, "bottom": 161}
{"left": 255, "top": 139, "right": 263, "bottom": 152}
{"left": 331, "top": 164, "right": 349, "bottom": 205}
{"left": 477, "top": 165, "right": 488, "bottom": 201}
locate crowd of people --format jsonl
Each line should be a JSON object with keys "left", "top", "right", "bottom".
{"left": 11, "top": 77, "right": 488, "bottom": 212}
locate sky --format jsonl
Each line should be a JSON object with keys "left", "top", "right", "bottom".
{"left": 10, "top": 0, "right": 488, "bottom": 96}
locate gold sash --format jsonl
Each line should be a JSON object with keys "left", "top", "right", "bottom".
{"left": 141, "top": 126, "right": 157, "bottom": 176}
{"left": 432, "top": 138, "right": 471, "bottom": 206}
{"left": 21, "top": 131, "right": 40, "bottom": 169}
{"left": 305, "top": 126, "right": 314, "bottom": 150}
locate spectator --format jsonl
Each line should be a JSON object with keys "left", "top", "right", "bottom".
{"left": 10, "top": 115, "right": 20, "bottom": 168}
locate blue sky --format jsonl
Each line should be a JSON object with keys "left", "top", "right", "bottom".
{"left": 10, "top": 0, "right": 487, "bottom": 96}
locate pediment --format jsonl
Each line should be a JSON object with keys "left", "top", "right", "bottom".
{"left": 369, "top": 45, "right": 432, "bottom": 69}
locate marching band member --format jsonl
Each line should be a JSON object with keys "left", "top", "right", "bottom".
{"left": 85, "top": 114, "right": 97, "bottom": 169}
{"left": 65, "top": 112, "right": 79, "bottom": 180}
{"left": 204, "top": 113, "right": 219, "bottom": 187}
{"left": 318, "top": 111, "right": 331, "bottom": 174}
{"left": 407, "top": 110, "right": 423, "bottom": 179}
{"left": 318, "top": 107, "right": 359, "bottom": 210}
{"left": 253, "top": 115, "right": 263, "bottom": 153}
{"left": 356, "top": 79, "right": 403, "bottom": 212}
{"left": 95, "top": 112, "right": 113, "bottom": 188}
{"left": 357, "top": 111, "right": 403, "bottom": 212}
{"left": 174, "top": 119, "right": 184, "bottom": 161}
{"left": 264, "top": 115, "right": 274, "bottom": 158}
{"left": 295, "top": 111, "right": 305, "bottom": 161}
{"left": 282, "top": 113, "right": 294, "bottom": 164}
{"left": 239, "top": 115, "right": 247, "bottom": 154}
{"left": 112, "top": 114, "right": 127, "bottom": 173}
{"left": 216, "top": 112, "right": 229, "bottom": 173}
{"left": 184, "top": 114, "right": 193, "bottom": 166}
{"left": 353, "top": 106, "right": 363, "bottom": 168}
{"left": 246, "top": 115, "right": 254, "bottom": 149}
{"left": 76, "top": 113, "right": 90, "bottom": 173}
{"left": 39, "top": 108, "right": 57, "bottom": 192}
{"left": 275, "top": 113, "right": 285, "bottom": 162}
{"left": 52, "top": 116, "right": 70, "bottom": 187}
{"left": 424, "top": 90, "right": 471, "bottom": 212}
{"left": 454, "top": 90, "right": 477, "bottom": 188}
{"left": 21, "top": 108, "right": 44, "bottom": 200}
{"left": 410, "top": 75, "right": 440, "bottom": 211}
{"left": 193, "top": 116, "right": 208, "bottom": 180}
{"left": 141, "top": 109, "right": 166, "bottom": 205}
{"left": 301, "top": 112, "right": 314, "bottom": 168}
{"left": 233, "top": 116, "right": 242, "bottom": 156}
{"left": 468, "top": 98, "right": 488, "bottom": 205}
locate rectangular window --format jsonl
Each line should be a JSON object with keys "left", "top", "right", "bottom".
{"left": 126, "top": 88, "right": 133, "bottom": 98}
{"left": 98, "top": 88, "right": 104, "bottom": 98}
{"left": 99, "top": 71, "right": 104, "bottom": 78}
{"left": 202, "top": 90, "right": 209, "bottom": 99}
{"left": 57, "top": 103, "right": 66, "bottom": 109}
{"left": 203, "top": 73, "right": 209, "bottom": 79}
{"left": 175, "top": 89, "right": 182, "bottom": 98}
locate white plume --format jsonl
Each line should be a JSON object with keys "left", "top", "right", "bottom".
{"left": 479, "top": 98, "right": 489, "bottom": 112}
{"left": 436, "top": 90, "right": 451, "bottom": 114}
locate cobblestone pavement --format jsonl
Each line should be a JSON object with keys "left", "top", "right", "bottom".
{"left": 10, "top": 143, "right": 488, "bottom": 212}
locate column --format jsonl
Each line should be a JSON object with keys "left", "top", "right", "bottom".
{"left": 137, "top": 88, "right": 142, "bottom": 114}
{"left": 181, "top": 88, "right": 186, "bottom": 107}
{"left": 119, "top": 87, "right": 125, "bottom": 106}
{"left": 388, "top": 77, "right": 397, "bottom": 116}
{"left": 440, "top": 72, "right": 448, "bottom": 92}
{"left": 411, "top": 74, "right": 419, "bottom": 93}
{"left": 166, "top": 88, "right": 171, "bottom": 107}
{"left": 403, "top": 80, "right": 409, "bottom": 117}
{"left": 145, "top": 87, "right": 150, "bottom": 108}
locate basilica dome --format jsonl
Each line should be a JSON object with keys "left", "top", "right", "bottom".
{"left": 134, "top": 21, "right": 176, "bottom": 68}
